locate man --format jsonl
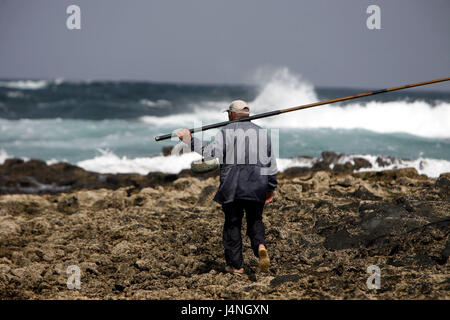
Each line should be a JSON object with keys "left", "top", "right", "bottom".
{"left": 176, "top": 100, "right": 277, "bottom": 274}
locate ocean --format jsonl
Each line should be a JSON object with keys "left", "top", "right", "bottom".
{"left": 1, "top": 68, "right": 449, "bottom": 177}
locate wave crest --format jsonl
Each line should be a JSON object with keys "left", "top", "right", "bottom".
{"left": 141, "top": 67, "right": 450, "bottom": 139}
{"left": 0, "top": 80, "right": 48, "bottom": 90}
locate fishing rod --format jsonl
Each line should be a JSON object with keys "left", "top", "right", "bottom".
{"left": 154, "top": 77, "right": 450, "bottom": 141}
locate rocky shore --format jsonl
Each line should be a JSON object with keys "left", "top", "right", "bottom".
{"left": 0, "top": 153, "right": 449, "bottom": 299}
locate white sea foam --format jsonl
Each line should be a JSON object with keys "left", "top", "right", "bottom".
{"left": 338, "top": 154, "right": 450, "bottom": 178}
{"left": 140, "top": 67, "right": 450, "bottom": 139}
{"left": 72, "top": 149, "right": 449, "bottom": 178}
{"left": 76, "top": 149, "right": 202, "bottom": 175}
{"left": 1, "top": 146, "right": 448, "bottom": 178}
{"left": 0, "top": 149, "right": 12, "bottom": 164}
{"left": 139, "top": 99, "right": 172, "bottom": 108}
{"left": 0, "top": 80, "right": 48, "bottom": 90}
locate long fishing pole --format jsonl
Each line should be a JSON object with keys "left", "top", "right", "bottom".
{"left": 154, "top": 77, "right": 450, "bottom": 141}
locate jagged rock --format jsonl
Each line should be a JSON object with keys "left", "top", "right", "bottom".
{"left": 0, "top": 216, "right": 22, "bottom": 237}
{"left": 281, "top": 167, "right": 312, "bottom": 178}
{"left": 435, "top": 174, "right": 449, "bottom": 196}
{"left": 0, "top": 158, "right": 181, "bottom": 194}
{"left": 111, "top": 241, "right": 132, "bottom": 257}
{"left": 57, "top": 195, "right": 79, "bottom": 214}
{"left": 270, "top": 274, "right": 301, "bottom": 287}
{"left": 173, "top": 178, "right": 193, "bottom": 191}
{"left": 197, "top": 185, "right": 216, "bottom": 206}
{"left": 351, "top": 185, "right": 382, "bottom": 200}
{"left": 0, "top": 165, "right": 448, "bottom": 300}
{"left": 311, "top": 161, "right": 330, "bottom": 172}
{"left": 355, "top": 168, "right": 425, "bottom": 182}
{"left": 0, "top": 264, "right": 11, "bottom": 274}
{"left": 376, "top": 156, "right": 392, "bottom": 167}
{"left": 135, "top": 259, "right": 152, "bottom": 271}
{"left": 332, "top": 162, "right": 354, "bottom": 174}
{"left": 310, "top": 171, "right": 330, "bottom": 192}
{"left": 353, "top": 158, "right": 372, "bottom": 170}
{"left": 162, "top": 146, "right": 174, "bottom": 156}
{"left": 321, "top": 151, "right": 341, "bottom": 164}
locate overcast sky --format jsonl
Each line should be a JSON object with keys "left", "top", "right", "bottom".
{"left": 0, "top": 0, "right": 449, "bottom": 91}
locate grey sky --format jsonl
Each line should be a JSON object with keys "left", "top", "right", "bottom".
{"left": 0, "top": 0, "right": 449, "bottom": 91}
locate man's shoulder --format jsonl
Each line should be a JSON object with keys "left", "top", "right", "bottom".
{"left": 223, "top": 121, "right": 265, "bottom": 130}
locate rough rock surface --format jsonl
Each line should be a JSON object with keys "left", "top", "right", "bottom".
{"left": 0, "top": 163, "right": 448, "bottom": 299}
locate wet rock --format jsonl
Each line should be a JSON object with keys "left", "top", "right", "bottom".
{"left": 321, "top": 151, "right": 341, "bottom": 164}
{"left": 332, "top": 162, "right": 354, "bottom": 174}
{"left": 281, "top": 167, "right": 312, "bottom": 178}
{"left": 353, "top": 158, "right": 372, "bottom": 170}
{"left": 311, "top": 161, "right": 330, "bottom": 172}
{"left": 162, "top": 146, "right": 174, "bottom": 156}
{"left": 376, "top": 156, "right": 392, "bottom": 167}
{"left": 146, "top": 172, "right": 179, "bottom": 186}
{"left": 355, "top": 168, "right": 425, "bottom": 182}
{"left": 0, "top": 158, "right": 182, "bottom": 194}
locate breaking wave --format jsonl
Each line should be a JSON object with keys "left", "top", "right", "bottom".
{"left": 0, "top": 80, "right": 49, "bottom": 90}
{"left": 141, "top": 67, "right": 450, "bottom": 139}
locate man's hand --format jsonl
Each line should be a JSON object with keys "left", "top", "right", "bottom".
{"left": 176, "top": 128, "right": 192, "bottom": 144}
{"left": 265, "top": 191, "right": 274, "bottom": 205}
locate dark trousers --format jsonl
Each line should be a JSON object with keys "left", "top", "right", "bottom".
{"left": 222, "top": 200, "right": 266, "bottom": 269}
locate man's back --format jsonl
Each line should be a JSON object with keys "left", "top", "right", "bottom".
{"left": 191, "top": 121, "right": 277, "bottom": 204}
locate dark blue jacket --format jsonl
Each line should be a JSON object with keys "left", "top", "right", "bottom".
{"left": 190, "top": 121, "right": 278, "bottom": 204}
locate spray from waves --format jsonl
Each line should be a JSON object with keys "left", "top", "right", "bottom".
{"left": 74, "top": 150, "right": 450, "bottom": 178}
{"left": 140, "top": 67, "right": 450, "bottom": 139}
{"left": 0, "top": 149, "right": 12, "bottom": 164}
{"left": 333, "top": 154, "right": 450, "bottom": 179}
{"left": 66, "top": 151, "right": 450, "bottom": 178}
{"left": 76, "top": 149, "right": 202, "bottom": 175}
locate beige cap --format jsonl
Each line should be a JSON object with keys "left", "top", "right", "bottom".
{"left": 224, "top": 100, "right": 250, "bottom": 114}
